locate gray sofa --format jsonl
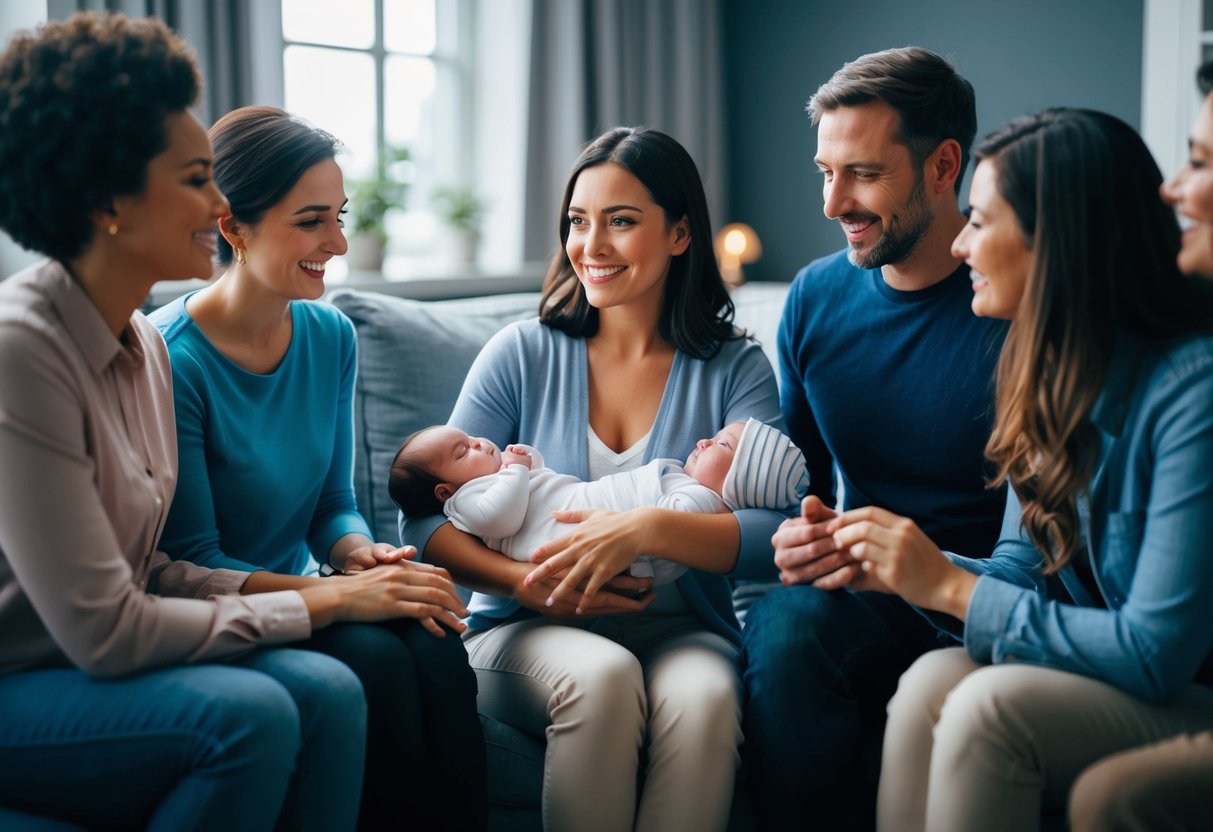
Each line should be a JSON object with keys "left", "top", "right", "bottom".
{"left": 327, "top": 281, "right": 790, "bottom": 831}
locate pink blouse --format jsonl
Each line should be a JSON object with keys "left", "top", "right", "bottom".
{"left": 0, "top": 261, "right": 310, "bottom": 677}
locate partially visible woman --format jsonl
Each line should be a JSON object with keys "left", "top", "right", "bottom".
{"left": 402, "top": 127, "right": 786, "bottom": 832}
{"left": 818, "top": 108, "right": 1213, "bottom": 831}
{"left": 0, "top": 13, "right": 461, "bottom": 831}
{"left": 149, "top": 105, "right": 486, "bottom": 830}
{"left": 1065, "top": 60, "right": 1213, "bottom": 832}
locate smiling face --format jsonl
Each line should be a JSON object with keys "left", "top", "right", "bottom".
{"left": 1161, "top": 92, "right": 1213, "bottom": 277}
{"left": 411, "top": 425, "right": 503, "bottom": 501}
{"left": 951, "top": 158, "right": 1032, "bottom": 320}
{"left": 110, "top": 111, "right": 230, "bottom": 282}
{"left": 683, "top": 421, "right": 744, "bottom": 494}
{"left": 564, "top": 162, "right": 690, "bottom": 314}
{"left": 230, "top": 157, "right": 349, "bottom": 300}
{"left": 815, "top": 101, "right": 934, "bottom": 270}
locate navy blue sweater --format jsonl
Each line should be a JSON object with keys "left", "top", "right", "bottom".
{"left": 777, "top": 250, "right": 1009, "bottom": 558}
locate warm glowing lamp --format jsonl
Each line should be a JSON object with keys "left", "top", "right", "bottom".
{"left": 714, "top": 222, "right": 762, "bottom": 288}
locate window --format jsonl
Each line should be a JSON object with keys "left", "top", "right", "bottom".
{"left": 281, "top": 0, "right": 468, "bottom": 272}
{"left": 1141, "top": 0, "right": 1204, "bottom": 181}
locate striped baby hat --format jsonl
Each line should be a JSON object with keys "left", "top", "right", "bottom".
{"left": 721, "top": 417, "right": 809, "bottom": 511}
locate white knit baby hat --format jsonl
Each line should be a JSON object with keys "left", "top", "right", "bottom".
{"left": 721, "top": 417, "right": 809, "bottom": 511}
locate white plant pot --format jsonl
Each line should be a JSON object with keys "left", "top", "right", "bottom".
{"left": 345, "top": 232, "right": 385, "bottom": 273}
{"left": 443, "top": 228, "right": 480, "bottom": 266}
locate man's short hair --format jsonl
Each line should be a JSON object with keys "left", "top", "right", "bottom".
{"left": 808, "top": 46, "right": 977, "bottom": 192}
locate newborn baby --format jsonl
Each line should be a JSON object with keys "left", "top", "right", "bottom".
{"left": 389, "top": 418, "right": 808, "bottom": 585}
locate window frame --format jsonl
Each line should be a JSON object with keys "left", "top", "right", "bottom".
{"left": 1141, "top": 0, "right": 1204, "bottom": 179}
{"left": 278, "top": 0, "right": 474, "bottom": 261}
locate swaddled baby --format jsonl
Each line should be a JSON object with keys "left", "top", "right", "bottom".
{"left": 389, "top": 417, "right": 808, "bottom": 585}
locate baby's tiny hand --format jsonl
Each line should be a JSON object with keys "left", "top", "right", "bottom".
{"left": 501, "top": 445, "right": 535, "bottom": 470}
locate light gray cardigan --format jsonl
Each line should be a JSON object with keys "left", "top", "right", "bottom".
{"left": 400, "top": 317, "right": 787, "bottom": 643}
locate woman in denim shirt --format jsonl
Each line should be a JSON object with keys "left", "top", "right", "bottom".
{"left": 1065, "top": 61, "right": 1213, "bottom": 832}
{"left": 816, "top": 108, "right": 1213, "bottom": 831}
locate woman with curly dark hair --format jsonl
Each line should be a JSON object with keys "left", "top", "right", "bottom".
{"left": 0, "top": 13, "right": 469, "bottom": 830}
{"left": 818, "top": 107, "right": 1213, "bottom": 831}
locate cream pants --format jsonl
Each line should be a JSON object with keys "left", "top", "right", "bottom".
{"left": 1069, "top": 730, "right": 1213, "bottom": 831}
{"left": 878, "top": 647, "right": 1213, "bottom": 832}
{"left": 464, "top": 612, "right": 741, "bottom": 832}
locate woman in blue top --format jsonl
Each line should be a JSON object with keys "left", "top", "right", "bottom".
{"left": 401, "top": 127, "right": 786, "bottom": 831}
{"left": 151, "top": 106, "right": 486, "bottom": 830}
{"left": 818, "top": 109, "right": 1213, "bottom": 831}
{"left": 1065, "top": 60, "right": 1213, "bottom": 832}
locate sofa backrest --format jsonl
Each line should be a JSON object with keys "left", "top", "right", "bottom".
{"left": 328, "top": 282, "right": 790, "bottom": 546}
{"left": 328, "top": 289, "right": 540, "bottom": 544}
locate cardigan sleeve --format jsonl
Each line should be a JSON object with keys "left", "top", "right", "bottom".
{"left": 720, "top": 339, "right": 789, "bottom": 581}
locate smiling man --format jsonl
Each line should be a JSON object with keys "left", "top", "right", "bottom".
{"left": 740, "top": 47, "right": 1010, "bottom": 829}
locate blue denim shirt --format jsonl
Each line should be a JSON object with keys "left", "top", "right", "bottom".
{"left": 938, "top": 332, "right": 1213, "bottom": 704}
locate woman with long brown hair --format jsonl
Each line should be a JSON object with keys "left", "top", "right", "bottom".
{"left": 400, "top": 126, "right": 786, "bottom": 831}
{"left": 815, "top": 107, "right": 1213, "bottom": 830}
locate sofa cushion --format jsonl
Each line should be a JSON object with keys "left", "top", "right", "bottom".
{"left": 327, "top": 289, "right": 541, "bottom": 545}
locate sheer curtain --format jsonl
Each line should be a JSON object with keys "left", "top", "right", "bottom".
{"left": 522, "top": 0, "right": 728, "bottom": 263}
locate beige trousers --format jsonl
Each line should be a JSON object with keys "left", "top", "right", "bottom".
{"left": 1069, "top": 730, "right": 1213, "bottom": 831}
{"left": 464, "top": 612, "right": 741, "bottom": 832}
{"left": 877, "top": 647, "right": 1213, "bottom": 832}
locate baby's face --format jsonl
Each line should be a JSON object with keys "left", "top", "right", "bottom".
{"left": 683, "top": 422, "right": 744, "bottom": 494}
{"left": 418, "top": 426, "right": 503, "bottom": 487}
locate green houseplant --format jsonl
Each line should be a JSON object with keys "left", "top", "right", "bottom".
{"left": 345, "top": 144, "right": 411, "bottom": 271}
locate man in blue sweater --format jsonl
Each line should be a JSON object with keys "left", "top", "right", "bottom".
{"left": 740, "top": 47, "right": 1009, "bottom": 829}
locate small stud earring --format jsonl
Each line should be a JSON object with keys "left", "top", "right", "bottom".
{"left": 235, "top": 247, "right": 246, "bottom": 266}
{"left": 107, "top": 223, "right": 118, "bottom": 236}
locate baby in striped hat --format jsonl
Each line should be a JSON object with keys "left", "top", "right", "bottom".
{"left": 390, "top": 417, "right": 808, "bottom": 586}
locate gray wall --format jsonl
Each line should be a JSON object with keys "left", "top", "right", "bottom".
{"left": 723, "top": 0, "right": 1144, "bottom": 283}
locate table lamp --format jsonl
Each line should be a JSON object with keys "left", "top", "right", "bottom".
{"left": 715, "top": 222, "right": 762, "bottom": 288}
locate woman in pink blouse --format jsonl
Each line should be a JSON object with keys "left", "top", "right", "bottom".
{"left": 0, "top": 13, "right": 468, "bottom": 831}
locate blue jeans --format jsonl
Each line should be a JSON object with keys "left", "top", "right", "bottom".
{"left": 740, "top": 586, "right": 949, "bottom": 830}
{"left": 0, "top": 648, "right": 366, "bottom": 831}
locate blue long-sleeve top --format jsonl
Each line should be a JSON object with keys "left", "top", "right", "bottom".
{"left": 399, "top": 317, "right": 786, "bottom": 643}
{"left": 151, "top": 295, "right": 371, "bottom": 576}
{"left": 932, "top": 333, "right": 1213, "bottom": 704}
{"left": 778, "top": 250, "right": 1009, "bottom": 557}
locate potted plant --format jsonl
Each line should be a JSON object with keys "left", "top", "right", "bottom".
{"left": 345, "top": 144, "right": 411, "bottom": 272}
{"left": 432, "top": 184, "right": 485, "bottom": 265}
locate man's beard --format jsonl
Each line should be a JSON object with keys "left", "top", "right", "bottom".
{"left": 846, "top": 176, "right": 933, "bottom": 269}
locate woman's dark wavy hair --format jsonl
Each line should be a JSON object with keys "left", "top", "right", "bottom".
{"left": 0, "top": 12, "right": 200, "bottom": 263}
{"left": 980, "top": 108, "right": 1213, "bottom": 572}
{"left": 539, "top": 127, "right": 739, "bottom": 360}
{"left": 209, "top": 105, "right": 340, "bottom": 265}
{"left": 388, "top": 428, "right": 446, "bottom": 519}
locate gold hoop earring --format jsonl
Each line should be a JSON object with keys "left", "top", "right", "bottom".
{"left": 234, "top": 247, "right": 246, "bottom": 266}
{"left": 107, "top": 223, "right": 118, "bottom": 237}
